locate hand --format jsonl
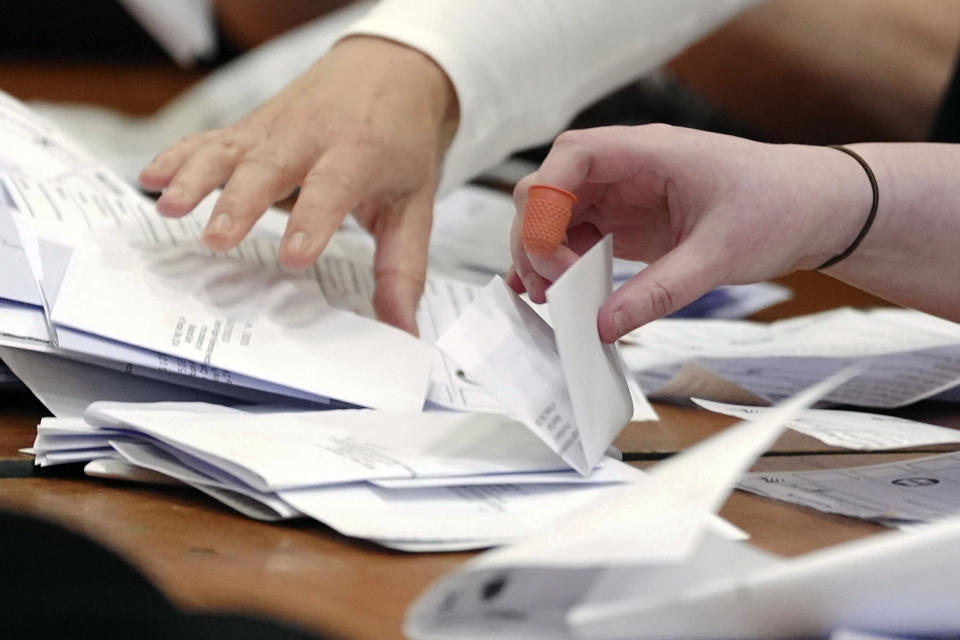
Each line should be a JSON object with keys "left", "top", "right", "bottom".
{"left": 508, "top": 125, "right": 871, "bottom": 342}
{"left": 139, "top": 36, "right": 459, "bottom": 335}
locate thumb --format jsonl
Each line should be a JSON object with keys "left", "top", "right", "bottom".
{"left": 598, "top": 242, "right": 722, "bottom": 342}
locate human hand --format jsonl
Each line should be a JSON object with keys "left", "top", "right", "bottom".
{"left": 139, "top": 36, "right": 459, "bottom": 335}
{"left": 509, "top": 125, "right": 872, "bottom": 342}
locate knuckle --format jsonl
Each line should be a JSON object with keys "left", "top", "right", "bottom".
{"left": 513, "top": 175, "right": 535, "bottom": 200}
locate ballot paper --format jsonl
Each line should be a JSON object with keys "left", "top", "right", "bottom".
{"left": 83, "top": 402, "right": 589, "bottom": 491}
{"left": 438, "top": 236, "right": 656, "bottom": 476}
{"left": 0, "top": 346, "right": 240, "bottom": 417}
{"left": 405, "top": 367, "right": 856, "bottom": 639}
{"left": 0, "top": 114, "right": 496, "bottom": 412}
{"left": 621, "top": 308, "right": 960, "bottom": 408}
{"left": 737, "top": 450, "right": 960, "bottom": 525}
{"left": 1, "top": 89, "right": 518, "bottom": 412}
{"left": 28, "top": 401, "right": 651, "bottom": 550}
{"left": 693, "top": 398, "right": 960, "bottom": 450}
{"left": 49, "top": 233, "right": 432, "bottom": 411}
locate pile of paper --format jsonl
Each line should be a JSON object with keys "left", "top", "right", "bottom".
{"left": 29, "top": 401, "right": 652, "bottom": 550}
{"left": 20, "top": 233, "right": 665, "bottom": 549}
{"left": 0, "top": 87, "right": 515, "bottom": 414}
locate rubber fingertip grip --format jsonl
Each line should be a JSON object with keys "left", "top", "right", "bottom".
{"left": 522, "top": 185, "right": 577, "bottom": 257}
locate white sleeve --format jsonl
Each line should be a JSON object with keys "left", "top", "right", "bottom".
{"left": 341, "top": 0, "right": 761, "bottom": 195}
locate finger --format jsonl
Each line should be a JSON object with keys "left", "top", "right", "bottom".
{"left": 506, "top": 265, "right": 526, "bottom": 293}
{"left": 565, "top": 222, "right": 603, "bottom": 255}
{"left": 203, "top": 136, "right": 313, "bottom": 251}
{"left": 139, "top": 131, "right": 216, "bottom": 192}
{"left": 277, "top": 144, "right": 381, "bottom": 269}
{"left": 527, "top": 245, "right": 579, "bottom": 283}
{"left": 597, "top": 238, "right": 720, "bottom": 343}
{"left": 371, "top": 188, "right": 434, "bottom": 335}
{"left": 508, "top": 210, "right": 549, "bottom": 302}
{"left": 523, "top": 224, "right": 603, "bottom": 302}
{"left": 526, "top": 223, "right": 602, "bottom": 282}
{"left": 154, "top": 137, "right": 245, "bottom": 218}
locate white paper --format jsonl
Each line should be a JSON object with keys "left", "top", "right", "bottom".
{"left": 84, "top": 402, "right": 582, "bottom": 492}
{"left": 0, "top": 345, "right": 238, "bottom": 417}
{"left": 622, "top": 308, "right": 960, "bottom": 408}
{"left": 438, "top": 237, "right": 653, "bottom": 475}
{"left": 2, "top": 159, "right": 496, "bottom": 411}
{"left": 84, "top": 457, "right": 179, "bottom": 485}
{"left": 279, "top": 480, "right": 632, "bottom": 544}
{"left": 547, "top": 236, "right": 640, "bottom": 468}
{"left": 51, "top": 229, "right": 432, "bottom": 411}
{"left": 109, "top": 440, "right": 300, "bottom": 521}
{"left": 370, "top": 458, "right": 643, "bottom": 489}
{"left": 693, "top": 398, "right": 960, "bottom": 450}
{"left": 738, "top": 450, "right": 960, "bottom": 524}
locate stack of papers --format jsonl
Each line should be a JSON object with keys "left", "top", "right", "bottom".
{"left": 0, "top": 87, "right": 506, "bottom": 414}
{"left": 30, "top": 402, "right": 647, "bottom": 550}
{"left": 23, "top": 233, "right": 661, "bottom": 550}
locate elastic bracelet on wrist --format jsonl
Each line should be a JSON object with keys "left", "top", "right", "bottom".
{"left": 816, "top": 144, "right": 879, "bottom": 270}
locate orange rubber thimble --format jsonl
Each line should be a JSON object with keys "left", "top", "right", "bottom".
{"left": 522, "top": 184, "right": 577, "bottom": 257}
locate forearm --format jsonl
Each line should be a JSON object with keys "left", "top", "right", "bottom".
{"left": 823, "top": 143, "right": 960, "bottom": 321}
{"left": 341, "top": 0, "right": 761, "bottom": 194}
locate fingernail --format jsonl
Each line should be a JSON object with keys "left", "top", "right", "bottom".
{"left": 206, "top": 214, "right": 232, "bottom": 239}
{"left": 285, "top": 230, "right": 310, "bottom": 256}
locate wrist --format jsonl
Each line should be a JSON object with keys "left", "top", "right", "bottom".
{"left": 793, "top": 144, "right": 880, "bottom": 271}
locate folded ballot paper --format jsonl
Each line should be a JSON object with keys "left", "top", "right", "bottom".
{"left": 405, "top": 367, "right": 960, "bottom": 640}
{"left": 438, "top": 235, "right": 656, "bottom": 476}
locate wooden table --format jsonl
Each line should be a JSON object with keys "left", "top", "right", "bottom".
{"left": 2, "top": 61, "right": 960, "bottom": 640}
